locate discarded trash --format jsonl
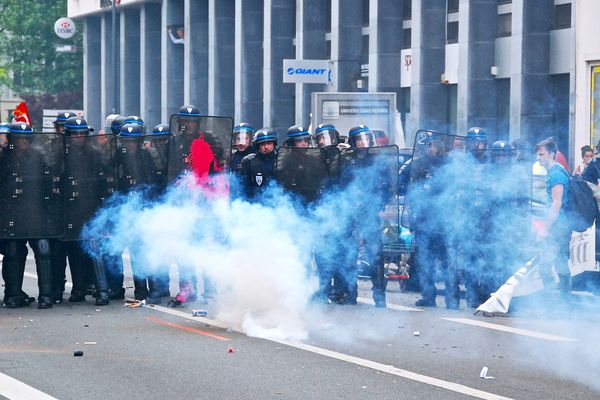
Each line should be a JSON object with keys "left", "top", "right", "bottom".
{"left": 479, "top": 366, "right": 495, "bottom": 380}
{"left": 413, "top": 331, "right": 420, "bottom": 336}
{"left": 84, "top": 342, "right": 97, "bottom": 345}
{"left": 227, "top": 346, "right": 235, "bottom": 353}
{"left": 73, "top": 351, "right": 83, "bottom": 357}
{"left": 192, "top": 309, "right": 208, "bottom": 317}
{"left": 84, "top": 324, "right": 89, "bottom": 328}
{"left": 123, "top": 299, "right": 144, "bottom": 308}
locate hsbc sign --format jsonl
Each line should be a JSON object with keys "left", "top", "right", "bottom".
{"left": 54, "top": 18, "right": 76, "bottom": 39}
{"left": 283, "top": 59, "right": 331, "bottom": 84}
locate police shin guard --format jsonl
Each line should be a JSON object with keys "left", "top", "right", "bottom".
{"left": 32, "top": 240, "right": 54, "bottom": 309}
{"left": 92, "top": 259, "right": 110, "bottom": 306}
{"left": 2, "top": 241, "right": 30, "bottom": 308}
{"left": 133, "top": 277, "right": 149, "bottom": 301}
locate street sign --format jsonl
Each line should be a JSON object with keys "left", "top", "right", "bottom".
{"left": 56, "top": 45, "right": 77, "bottom": 53}
{"left": 54, "top": 17, "right": 76, "bottom": 39}
{"left": 283, "top": 59, "right": 331, "bottom": 84}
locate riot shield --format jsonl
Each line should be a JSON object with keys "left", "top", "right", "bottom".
{"left": 116, "top": 135, "right": 147, "bottom": 192}
{"left": 340, "top": 145, "right": 400, "bottom": 229}
{"left": 141, "top": 134, "right": 170, "bottom": 191}
{"left": 0, "top": 133, "right": 64, "bottom": 238}
{"left": 167, "top": 114, "right": 233, "bottom": 182}
{"left": 63, "top": 134, "right": 117, "bottom": 241}
{"left": 275, "top": 147, "right": 339, "bottom": 204}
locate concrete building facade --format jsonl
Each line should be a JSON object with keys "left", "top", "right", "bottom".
{"left": 68, "top": 0, "right": 593, "bottom": 163}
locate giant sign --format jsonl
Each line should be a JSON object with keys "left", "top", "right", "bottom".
{"left": 283, "top": 59, "right": 331, "bottom": 84}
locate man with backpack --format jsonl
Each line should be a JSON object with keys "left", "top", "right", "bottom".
{"left": 535, "top": 138, "right": 572, "bottom": 297}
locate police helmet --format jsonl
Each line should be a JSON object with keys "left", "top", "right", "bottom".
{"left": 64, "top": 117, "right": 90, "bottom": 136}
{"left": 8, "top": 123, "right": 33, "bottom": 134}
{"left": 285, "top": 124, "right": 311, "bottom": 146}
{"left": 124, "top": 115, "right": 144, "bottom": 126}
{"left": 417, "top": 131, "right": 441, "bottom": 145}
{"left": 314, "top": 123, "right": 339, "bottom": 147}
{"left": 233, "top": 123, "right": 254, "bottom": 145}
{"left": 0, "top": 122, "right": 11, "bottom": 134}
{"left": 348, "top": 124, "right": 374, "bottom": 148}
{"left": 152, "top": 123, "right": 171, "bottom": 135}
{"left": 110, "top": 115, "right": 127, "bottom": 135}
{"left": 490, "top": 140, "right": 513, "bottom": 162}
{"left": 54, "top": 112, "right": 77, "bottom": 128}
{"left": 466, "top": 127, "right": 487, "bottom": 142}
{"left": 119, "top": 123, "right": 144, "bottom": 137}
{"left": 178, "top": 105, "right": 201, "bottom": 117}
{"left": 252, "top": 127, "right": 277, "bottom": 146}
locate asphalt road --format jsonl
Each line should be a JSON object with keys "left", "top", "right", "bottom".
{"left": 1, "top": 255, "right": 600, "bottom": 400}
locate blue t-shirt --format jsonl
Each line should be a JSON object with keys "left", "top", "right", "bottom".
{"left": 546, "top": 163, "right": 569, "bottom": 211}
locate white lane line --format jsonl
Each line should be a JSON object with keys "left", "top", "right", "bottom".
{"left": 274, "top": 339, "right": 514, "bottom": 400}
{"left": 0, "top": 371, "right": 59, "bottom": 400}
{"left": 144, "top": 306, "right": 511, "bottom": 400}
{"left": 442, "top": 317, "right": 578, "bottom": 342}
{"left": 23, "top": 272, "right": 73, "bottom": 288}
{"left": 358, "top": 296, "right": 423, "bottom": 312}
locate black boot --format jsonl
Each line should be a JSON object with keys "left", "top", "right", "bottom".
{"left": 146, "top": 276, "right": 162, "bottom": 305}
{"left": 2, "top": 241, "right": 29, "bottom": 308}
{"left": 66, "top": 242, "right": 89, "bottom": 302}
{"left": 133, "top": 277, "right": 149, "bottom": 301}
{"left": 92, "top": 259, "right": 110, "bottom": 306}
{"left": 33, "top": 240, "right": 54, "bottom": 309}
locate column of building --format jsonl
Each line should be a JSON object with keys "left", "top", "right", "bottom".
{"left": 330, "top": 0, "right": 363, "bottom": 92}
{"left": 83, "top": 17, "right": 102, "bottom": 131}
{"left": 184, "top": 0, "right": 209, "bottom": 112}
{"left": 140, "top": 2, "right": 162, "bottom": 128}
{"left": 208, "top": 0, "right": 235, "bottom": 117}
{"left": 161, "top": 0, "right": 184, "bottom": 122}
{"left": 234, "top": 0, "right": 264, "bottom": 128}
{"left": 120, "top": 8, "right": 141, "bottom": 118}
{"left": 100, "top": 12, "right": 120, "bottom": 120}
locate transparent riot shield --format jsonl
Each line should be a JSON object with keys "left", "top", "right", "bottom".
{"left": 62, "top": 134, "right": 117, "bottom": 241}
{"left": 116, "top": 135, "right": 147, "bottom": 192}
{"left": 141, "top": 134, "right": 170, "bottom": 192}
{"left": 167, "top": 114, "right": 233, "bottom": 183}
{"left": 275, "top": 147, "right": 339, "bottom": 204}
{"left": 0, "top": 133, "right": 64, "bottom": 238}
{"left": 340, "top": 145, "right": 400, "bottom": 230}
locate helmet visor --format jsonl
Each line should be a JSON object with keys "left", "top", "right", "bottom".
{"left": 234, "top": 131, "right": 251, "bottom": 146}
{"left": 353, "top": 132, "right": 373, "bottom": 148}
{"left": 315, "top": 130, "right": 337, "bottom": 147}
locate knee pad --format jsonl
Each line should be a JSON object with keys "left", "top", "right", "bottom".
{"left": 31, "top": 239, "right": 52, "bottom": 257}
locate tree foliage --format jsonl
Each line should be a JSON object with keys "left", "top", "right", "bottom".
{"left": 0, "top": 0, "right": 83, "bottom": 96}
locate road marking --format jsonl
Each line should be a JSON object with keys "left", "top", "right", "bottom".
{"left": 0, "top": 371, "right": 59, "bottom": 400}
{"left": 273, "top": 339, "right": 514, "bottom": 400}
{"left": 358, "top": 296, "right": 423, "bottom": 312}
{"left": 145, "top": 307, "right": 512, "bottom": 400}
{"left": 145, "top": 316, "right": 231, "bottom": 341}
{"left": 442, "top": 317, "right": 579, "bottom": 342}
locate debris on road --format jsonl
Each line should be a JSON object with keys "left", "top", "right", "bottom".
{"left": 192, "top": 309, "right": 208, "bottom": 317}
{"left": 73, "top": 351, "right": 83, "bottom": 357}
{"left": 123, "top": 299, "right": 145, "bottom": 308}
{"left": 480, "top": 366, "right": 495, "bottom": 380}
{"left": 84, "top": 342, "right": 97, "bottom": 345}
{"left": 227, "top": 346, "right": 235, "bottom": 353}
{"left": 413, "top": 331, "right": 420, "bottom": 336}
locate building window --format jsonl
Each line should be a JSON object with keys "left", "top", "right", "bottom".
{"left": 497, "top": 13, "right": 511, "bottom": 37}
{"left": 326, "top": 0, "right": 332, "bottom": 33}
{"left": 447, "top": 0, "right": 459, "bottom": 13}
{"left": 403, "top": 0, "right": 412, "bottom": 20}
{"left": 362, "top": 0, "right": 370, "bottom": 27}
{"left": 498, "top": 0, "right": 512, "bottom": 4}
{"left": 447, "top": 21, "right": 458, "bottom": 44}
{"left": 402, "top": 28, "right": 411, "bottom": 49}
{"left": 554, "top": 3, "right": 571, "bottom": 30}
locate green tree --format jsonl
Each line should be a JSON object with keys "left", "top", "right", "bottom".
{"left": 0, "top": 0, "right": 83, "bottom": 126}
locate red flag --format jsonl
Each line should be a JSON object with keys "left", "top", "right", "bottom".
{"left": 12, "top": 102, "right": 31, "bottom": 125}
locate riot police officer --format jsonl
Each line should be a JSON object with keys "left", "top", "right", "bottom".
{"left": 340, "top": 125, "right": 388, "bottom": 307}
{"left": 62, "top": 117, "right": 113, "bottom": 305}
{"left": 230, "top": 123, "right": 254, "bottom": 175}
{"left": 285, "top": 125, "right": 311, "bottom": 148}
{"left": 50, "top": 112, "right": 77, "bottom": 303}
{"left": 0, "top": 123, "right": 55, "bottom": 308}
{"left": 313, "top": 123, "right": 340, "bottom": 148}
{"left": 239, "top": 128, "right": 278, "bottom": 200}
